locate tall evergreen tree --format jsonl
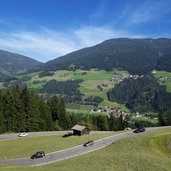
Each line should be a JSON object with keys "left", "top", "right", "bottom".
{"left": 158, "top": 110, "right": 168, "bottom": 126}
{"left": 27, "top": 90, "right": 40, "bottom": 131}
{"left": 11, "top": 85, "right": 25, "bottom": 132}
{"left": 38, "top": 98, "right": 53, "bottom": 131}
{"left": 58, "top": 98, "right": 68, "bottom": 129}
{"left": 96, "top": 115, "right": 109, "bottom": 131}
{"left": 48, "top": 95, "right": 59, "bottom": 122}
{"left": 0, "top": 90, "right": 5, "bottom": 133}
{"left": 21, "top": 87, "right": 40, "bottom": 131}
{"left": 3, "top": 89, "right": 15, "bottom": 132}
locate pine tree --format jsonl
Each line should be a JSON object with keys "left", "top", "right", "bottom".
{"left": 3, "top": 89, "right": 15, "bottom": 132}
{"left": 47, "top": 95, "right": 59, "bottom": 122}
{"left": 58, "top": 98, "right": 68, "bottom": 129}
{"left": 21, "top": 86, "right": 30, "bottom": 131}
{"left": 0, "top": 90, "right": 5, "bottom": 133}
{"left": 21, "top": 86, "right": 40, "bottom": 131}
{"left": 27, "top": 89, "right": 40, "bottom": 131}
{"left": 97, "top": 115, "right": 109, "bottom": 131}
{"left": 38, "top": 98, "right": 53, "bottom": 131}
{"left": 11, "top": 85, "right": 25, "bottom": 132}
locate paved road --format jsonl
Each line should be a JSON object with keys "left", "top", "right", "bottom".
{"left": 0, "top": 131, "right": 113, "bottom": 141}
{"left": 0, "top": 126, "right": 170, "bottom": 166}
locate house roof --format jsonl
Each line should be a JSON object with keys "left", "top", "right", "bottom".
{"left": 71, "top": 125, "right": 86, "bottom": 131}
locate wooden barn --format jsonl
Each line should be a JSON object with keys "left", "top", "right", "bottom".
{"left": 71, "top": 125, "right": 90, "bottom": 136}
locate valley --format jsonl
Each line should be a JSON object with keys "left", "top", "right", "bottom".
{"left": 0, "top": 69, "right": 130, "bottom": 114}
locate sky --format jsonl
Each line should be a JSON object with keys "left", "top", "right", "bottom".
{"left": 0, "top": 0, "right": 171, "bottom": 62}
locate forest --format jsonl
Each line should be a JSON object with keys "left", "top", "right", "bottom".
{"left": 108, "top": 75, "right": 171, "bottom": 113}
{"left": 35, "top": 38, "right": 171, "bottom": 75}
{"left": 0, "top": 85, "right": 126, "bottom": 133}
{"left": 38, "top": 79, "right": 103, "bottom": 105}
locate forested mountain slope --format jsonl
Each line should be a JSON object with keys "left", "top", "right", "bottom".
{"left": 35, "top": 38, "right": 171, "bottom": 75}
{"left": 0, "top": 49, "right": 42, "bottom": 81}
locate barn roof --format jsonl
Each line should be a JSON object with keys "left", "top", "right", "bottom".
{"left": 71, "top": 125, "right": 86, "bottom": 131}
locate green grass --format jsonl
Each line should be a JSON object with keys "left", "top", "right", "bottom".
{"left": 153, "top": 70, "right": 171, "bottom": 92}
{"left": 0, "top": 82, "right": 3, "bottom": 89}
{"left": 7, "top": 69, "right": 130, "bottom": 113}
{"left": 28, "top": 69, "right": 129, "bottom": 112}
{"left": 148, "top": 133, "right": 171, "bottom": 157}
{"left": 0, "top": 128, "right": 171, "bottom": 171}
{"left": 99, "top": 100, "right": 129, "bottom": 112}
{"left": 0, "top": 133, "right": 116, "bottom": 160}
{"left": 154, "top": 70, "right": 171, "bottom": 78}
{"left": 160, "top": 80, "right": 171, "bottom": 92}
{"left": 66, "top": 103, "right": 94, "bottom": 110}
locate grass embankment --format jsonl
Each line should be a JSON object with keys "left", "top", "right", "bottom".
{"left": 0, "top": 132, "right": 115, "bottom": 160}
{"left": 1, "top": 128, "right": 171, "bottom": 171}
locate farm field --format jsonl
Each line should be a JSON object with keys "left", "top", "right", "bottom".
{"left": 153, "top": 70, "right": 171, "bottom": 92}
{"left": 9, "top": 69, "right": 129, "bottom": 113}
{"left": 0, "top": 128, "right": 171, "bottom": 171}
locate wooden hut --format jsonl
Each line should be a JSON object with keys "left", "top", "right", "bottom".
{"left": 71, "top": 125, "right": 90, "bottom": 136}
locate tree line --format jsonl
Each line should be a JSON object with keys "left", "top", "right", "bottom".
{"left": 38, "top": 79, "right": 104, "bottom": 106}
{"left": 0, "top": 85, "right": 126, "bottom": 133}
{"left": 0, "top": 85, "right": 68, "bottom": 133}
{"left": 33, "top": 38, "right": 171, "bottom": 75}
{"left": 108, "top": 75, "right": 171, "bottom": 113}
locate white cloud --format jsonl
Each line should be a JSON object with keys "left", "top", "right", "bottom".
{"left": 0, "top": 30, "right": 77, "bottom": 62}
{"left": 0, "top": 26, "right": 143, "bottom": 62}
{"left": 128, "top": 0, "right": 171, "bottom": 24}
{"left": 74, "top": 26, "right": 135, "bottom": 47}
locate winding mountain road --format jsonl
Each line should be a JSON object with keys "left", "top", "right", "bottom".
{"left": 0, "top": 126, "right": 170, "bottom": 166}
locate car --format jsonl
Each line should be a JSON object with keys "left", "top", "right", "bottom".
{"left": 62, "top": 132, "right": 73, "bottom": 137}
{"left": 31, "top": 151, "right": 45, "bottom": 159}
{"left": 83, "top": 140, "right": 95, "bottom": 147}
{"left": 133, "top": 127, "right": 145, "bottom": 133}
{"left": 18, "top": 133, "right": 28, "bottom": 137}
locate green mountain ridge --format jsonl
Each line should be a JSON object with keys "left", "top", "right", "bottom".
{"left": 1, "top": 38, "right": 171, "bottom": 115}
{"left": 34, "top": 38, "right": 171, "bottom": 75}
{"left": 0, "top": 49, "right": 42, "bottom": 81}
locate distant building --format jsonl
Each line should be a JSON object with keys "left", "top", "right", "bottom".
{"left": 71, "top": 125, "right": 90, "bottom": 136}
{"left": 152, "top": 70, "right": 156, "bottom": 74}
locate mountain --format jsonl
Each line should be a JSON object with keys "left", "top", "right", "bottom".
{"left": 0, "top": 50, "right": 42, "bottom": 81}
{"left": 35, "top": 38, "right": 171, "bottom": 75}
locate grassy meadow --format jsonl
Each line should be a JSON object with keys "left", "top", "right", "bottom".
{"left": 153, "top": 70, "right": 171, "bottom": 92}
{"left": 24, "top": 69, "right": 129, "bottom": 113}
{"left": 0, "top": 132, "right": 115, "bottom": 160}
{"left": 0, "top": 69, "right": 129, "bottom": 114}
{"left": 0, "top": 128, "right": 171, "bottom": 171}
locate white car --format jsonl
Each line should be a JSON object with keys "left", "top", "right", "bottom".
{"left": 18, "top": 133, "right": 28, "bottom": 137}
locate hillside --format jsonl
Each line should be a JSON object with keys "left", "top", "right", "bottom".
{"left": 0, "top": 50, "right": 42, "bottom": 81}
{"left": 0, "top": 128, "right": 170, "bottom": 171}
{"left": 35, "top": 38, "right": 171, "bottom": 75}
{"left": 1, "top": 38, "right": 171, "bottom": 115}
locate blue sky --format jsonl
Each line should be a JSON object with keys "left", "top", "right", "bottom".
{"left": 0, "top": 0, "right": 171, "bottom": 62}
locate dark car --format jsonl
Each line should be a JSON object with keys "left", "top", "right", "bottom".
{"left": 133, "top": 127, "right": 145, "bottom": 133}
{"left": 63, "top": 132, "right": 73, "bottom": 137}
{"left": 31, "top": 151, "right": 45, "bottom": 159}
{"left": 83, "top": 140, "right": 95, "bottom": 147}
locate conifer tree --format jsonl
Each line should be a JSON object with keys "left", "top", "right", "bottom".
{"left": 38, "top": 98, "right": 53, "bottom": 131}
{"left": 21, "top": 86, "right": 40, "bottom": 131}
{"left": 48, "top": 95, "right": 59, "bottom": 122}
{"left": 58, "top": 98, "right": 68, "bottom": 129}
{"left": 27, "top": 89, "right": 40, "bottom": 131}
{"left": 0, "top": 90, "right": 5, "bottom": 133}
{"left": 11, "top": 85, "right": 25, "bottom": 132}
{"left": 3, "top": 89, "right": 15, "bottom": 132}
